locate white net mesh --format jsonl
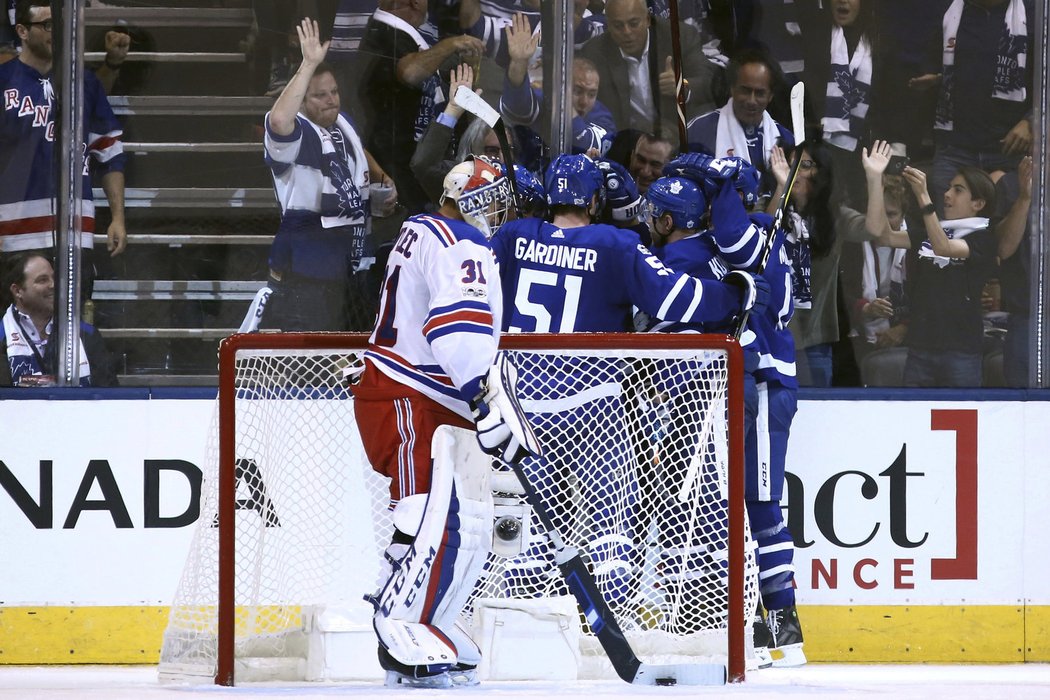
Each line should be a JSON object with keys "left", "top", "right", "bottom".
{"left": 158, "top": 334, "right": 758, "bottom": 683}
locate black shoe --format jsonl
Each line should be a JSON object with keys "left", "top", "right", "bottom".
{"left": 765, "top": 604, "right": 806, "bottom": 667}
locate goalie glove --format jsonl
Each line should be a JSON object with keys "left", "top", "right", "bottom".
{"left": 469, "top": 354, "right": 542, "bottom": 465}
{"left": 723, "top": 270, "right": 771, "bottom": 316}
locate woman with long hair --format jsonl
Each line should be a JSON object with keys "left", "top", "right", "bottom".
{"left": 769, "top": 137, "right": 887, "bottom": 386}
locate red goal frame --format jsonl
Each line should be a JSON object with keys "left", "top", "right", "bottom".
{"left": 215, "top": 332, "right": 747, "bottom": 685}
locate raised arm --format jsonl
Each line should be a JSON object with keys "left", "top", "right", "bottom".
{"left": 765, "top": 145, "right": 789, "bottom": 217}
{"left": 505, "top": 12, "right": 539, "bottom": 88}
{"left": 861, "top": 140, "right": 892, "bottom": 239}
{"left": 397, "top": 34, "right": 484, "bottom": 87}
{"left": 94, "top": 29, "right": 130, "bottom": 93}
{"left": 268, "top": 18, "right": 329, "bottom": 136}
{"left": 904, "top": 166, "right": 969, "bottom": 258}
{"left": 996, "top": 155, "right": 1033, "bottom": 260}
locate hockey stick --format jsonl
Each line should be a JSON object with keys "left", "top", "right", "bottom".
{"left": 732, "top": 80, "right": 806, "bottom": 340}
{"left": 667, "top": 0, "right": 688, "bottom": 147}
{"left": 505, "top": 456, "right": 726, "bottom": 686}
{"left": 453, "top": 85, "right": 523, "bottom": 218}
{"left": 498, "top": 364, "right": 725, "bottom": 686}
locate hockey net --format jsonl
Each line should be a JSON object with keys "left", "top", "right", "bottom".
{"left": 158, "top": 332, "right": 759, "bottom": 685}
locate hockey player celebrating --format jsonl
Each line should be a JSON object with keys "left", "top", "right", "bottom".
{"left": 488, "top": 153, "right": 769, "bottom": 615}
{"left": 651, "top": 154, "right": 805, "bottom": 667}
{"left": 491, "top": 154, "right": 768, "bottom": 334}
{"left": 351, "top": 155, "right": 540, "bottom": 688}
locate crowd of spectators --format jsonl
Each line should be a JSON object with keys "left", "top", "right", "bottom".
{"left": 0, "top": 0, "right": 1040, "bottom": 388}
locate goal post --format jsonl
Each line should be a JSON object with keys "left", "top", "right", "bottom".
{"left": 159, "top": 332, "right": 757, "bottom": 686}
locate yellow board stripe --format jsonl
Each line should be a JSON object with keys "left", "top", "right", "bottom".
{"left": 3, "top": 605, "right": 1050, "bottom": 664}
{"left": 0, "top": 607, "right": 168, "bottom": 664}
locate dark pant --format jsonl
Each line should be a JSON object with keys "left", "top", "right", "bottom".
{"left": 260, "top": 274, "right": 348, "bottom": 331}
{"left": 904, "top": 347, "right": 984, "bottom": 387}
{"left": 259, "top": 271, "right": 377, "bottom": 332}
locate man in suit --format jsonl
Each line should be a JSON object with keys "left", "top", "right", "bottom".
{"left": 579, "top": 0, "right": 722, "bottom": 136}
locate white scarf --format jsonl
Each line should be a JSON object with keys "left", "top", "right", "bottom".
{"left": 918, "top": 216, "right": 988, "bottom": 268}
{"left": 713, "top": 99, "right": 781, "bottom": 168}
{"left": 3, "top": 305, "right": 90, "bottom": 386}
{"left": 303, "top": 114, "right": 370, "bottom": 230}
{"left": 936, "top": 0, "right": 1027, "bottom": 131}
{"left": 860, "top": 235, "right": 907, "bottom": 342}
{"left": 822, "top": 25, "right": 872, "bottom": 152}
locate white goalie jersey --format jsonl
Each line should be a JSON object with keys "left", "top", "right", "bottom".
{"left": 365, "top": 213, "right": 504, "bottom": 420}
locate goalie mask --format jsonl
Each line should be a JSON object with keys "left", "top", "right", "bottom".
{"left": 441, "top": 155, "right": 513, "bottom": 238}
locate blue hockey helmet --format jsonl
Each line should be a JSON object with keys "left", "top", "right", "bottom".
{"left": 544, "top": 154, "right": 605, "bottom": 210}
{"left": 646, "top": 176, "right": 706, "bottom": 230}
{"left": 596, "top": 159, "right": 643, "bottom": 224}
{"left": 512, "top": 164, "right": 546, "bottom": 211}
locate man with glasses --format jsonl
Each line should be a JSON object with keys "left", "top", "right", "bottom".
{"left": 685, "top": 48, "right": 794, "bottom": 205}
{"left": 0, "top": 0, "right": 128, "bottom": 301}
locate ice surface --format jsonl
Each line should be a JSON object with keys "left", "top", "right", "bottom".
{"left": 1, "top": 665, "right": 1049, "bottom": 700}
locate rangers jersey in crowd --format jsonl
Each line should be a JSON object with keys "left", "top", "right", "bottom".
{"left": 491, "top": 217, "right": 744, "bottom": 333}
{"left": 363, "top": 213, "right": 502, "bottom": 420}
{"left": 0, "top": 60, "right": 124, "bottom": 251}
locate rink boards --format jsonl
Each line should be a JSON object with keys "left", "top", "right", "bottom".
{"left": 1, "top": 389, "right": 1049, "bottom": 664}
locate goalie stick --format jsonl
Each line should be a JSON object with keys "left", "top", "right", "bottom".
{"left": 453, "top": 86, "right": 523, "bottom": 218}
{"left": 733, "top": 80, "right": 806, "bottom": 339}
{"left": 495, "top": 355, "right": 727, "bottom": 687}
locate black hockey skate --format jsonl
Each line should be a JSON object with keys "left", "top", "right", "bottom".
{"left": 764, "top": 604, "right": 806, "bottom": 667}
{"left": 751, "top": 604, "right": 774, "bottom": 669}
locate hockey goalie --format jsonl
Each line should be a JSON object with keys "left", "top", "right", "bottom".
{"left": 350, "top": 155, "right": 540, "bottom": 688}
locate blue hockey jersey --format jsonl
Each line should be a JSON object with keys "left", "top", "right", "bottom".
{"left": 0, "top": 59, "right": 124, "bottom": 251}
{"left": 490, "top": 217, "right": 744, "bottom": 333}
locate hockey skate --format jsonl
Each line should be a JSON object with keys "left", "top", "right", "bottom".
{"left": 764, "top": 604, "right": 806, "bottom": 667}
{"left": 448, "top": 663, "right": 480, "bottom": 687}
{"left": 751, "top": 604, "right": 774, "bottom": 669}
{"left": 378, "top": 646, "right": 454, "bottom": 689}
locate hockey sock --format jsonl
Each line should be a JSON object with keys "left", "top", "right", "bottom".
{"left": 746, "top": 499, "right": 796, "bottom": 611}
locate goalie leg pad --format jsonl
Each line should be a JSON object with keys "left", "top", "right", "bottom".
{"left": 374, "top": 426, "right": 492, "bottom": 668}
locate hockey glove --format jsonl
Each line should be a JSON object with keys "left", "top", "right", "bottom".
{"left": 724, "top": 270, "right": 771, "bottom": 316}
{"left": 704, "top": 156, "right": 745, "bottom": 181}
{"left": 469, "top": 355, "right": 542, "bottom": 465}
{"left": 662, "top": 152, "right": 714, "bottom": 183}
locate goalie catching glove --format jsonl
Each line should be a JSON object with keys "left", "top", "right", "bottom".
{"left": 469, "top": 353, "right": 542, "bottom": 464}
